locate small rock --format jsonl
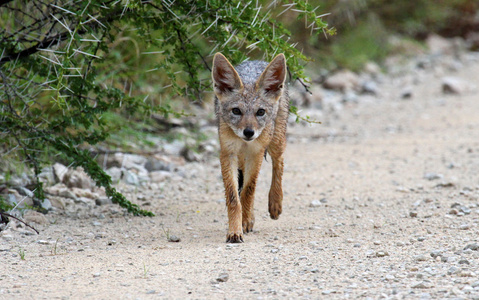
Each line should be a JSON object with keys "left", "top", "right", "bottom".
{"left": 216, "top": 273, "right": 229, "bottom": 282}
{"left": 2, "top": 234, "right": 13, "bottom": 241}
{"left": 107, "top": 153, "right": 147, "bottom": 170}
{"left": 63, "top": 167, "right": 94, "bottom": 189}
{"left": 168, "top": 235, "right": 181, "bottom": 242}
{"left": 124, "top": 171, "right": 139, "bottom": 186}
{"left": 323, "top": 70, "right": 360, "bottom": 91}
{"left": 430, "top": 250, "right": 442, "bottom": 258}
{"left": 376, "top": 251, "right": 389, "bottom": 257}
{"left": 436, "top": 181, "right": 456, "bottom": 188}
{"left": 447, "top": 266, "right": 459, "bottom": 275}
{"left": 411, "top": 281, "right": 431, "bottom": 289}
{"left": 181, "top": 148, "right": 201, "bottom": 162}
{"left": 23, "top": 210, "right": 49, "bottom": 225}
{"left": 459, "top": 259, "right": 470, "bottom": 265}
{"left": 17, "top": 187, "right": 34, "bottom": 198}
{"left": 95, "top": 197, "right": 112, "bottom": 206}
{"left": 145, "top": 158, "right": 171, "bottom": 172}
{"left": 363, "top": 61, "right": 381, "bottom": 76}
{"left": 414, "top": 254, "right": 428, "bottom": 262}
{"left": 38, "top": 168, "right": 54, "bottom": 185}
{"left": 106, "top": 167, "right": 123, "bottom": 183}
{"left": 53, "top": 163, "right": 69, "bottom": 183}
{"left": 409, "top": 211, "right": 418, "bottom": 218}
{"left": 442, "top": 76, "right": 469, "bottom": 94}
{"left": 459, "top": 224, "right": 470, "bottom": 230}
{"left": 448, "top": 208, "right": 459, "bottom": 215}
{"left": 309, "top": 200, "right": 322, "bottom": 208}
{"left": 424, "top": 173, "right": 443, "bottom": 181}
{"left": 342, "top": 90, "right": 358, "bottom": 103}
{"left": 150, "top": 171, "right": 172, "bottom": 183}
{"left": 426, "top": 34, "right": 455, "bottom": 55}
{"left": 40, "top": 199, "right": 52, "bottom": 211}
{"left": 464, "top": 243, "right": 479, "bottom": 251}
{"left": 361, "top": 81, "right": 379, "bottom": 95}
{"left": 400, "top": 86, "right": 413, "bottom": 99}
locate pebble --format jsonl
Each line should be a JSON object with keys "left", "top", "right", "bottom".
{"left": 430, "top": 250, "right": 442, "bottom": 258}
{"left": 413, "top": 255, "right": 428, "bottom": 262}
{"left": 168, "top": 235, "right": 181, "bottom": 242}
{"left": 400, "top": 86, "right": 413, "bottom": 99}
{"left": 2, "top": 234, "right": 14, "bottom": 241}
{"left": 442, "top": 76, "right": 469, "bottom": 94}
{"left": 23, "top": 211, "right": 49, "bottom": 225}
{"left": 376, "top": 251, "right": 389, "bottom": 257}
{"left": 309, "top": 200, "right": 322, "bottom": 207}
{"left": 411, "top": 282, "right": 431, "bottom": 289}
{"left": 423, "top": 173, "right": 443, "bottom": 180}
{"left": 216, "top": 273, "right": 229, "bottom": 282}
{"left": 95, "top": 197, "right": 112, "bottom": 206}
{"left": 447, "top": 266, "right": 459, "bottom": 275}
{"left": 361, "top": 81, "right": 378, "bottom": 95}
{"left": 464, "top": 243, "right": 479, "bottom": 251}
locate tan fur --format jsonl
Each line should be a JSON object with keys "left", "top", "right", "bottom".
{"left": 212, "top": 53, "right": 289, "bottom": 243}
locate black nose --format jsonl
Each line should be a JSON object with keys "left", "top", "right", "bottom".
{"left": 243, "top": 128, "right": 254, "bottom": 139}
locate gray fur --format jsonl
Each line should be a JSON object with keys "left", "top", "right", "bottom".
{"left": 234, "top": 61, "right": 269, "bottom": 84}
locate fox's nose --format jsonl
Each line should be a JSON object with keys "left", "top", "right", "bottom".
{"left": 243, "top": 128, "right": 255, "bottom": 139}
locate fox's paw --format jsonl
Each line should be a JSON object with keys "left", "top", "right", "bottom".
{"left": 269, "top": 201, "right": 282, "bottom": 220}
{"left": 242, "top": 218, "right": 255, "bottom": 233}
{"left": 226, "top": 232, "right": 244, "bottom": 243}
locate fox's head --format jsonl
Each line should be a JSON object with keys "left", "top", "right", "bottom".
{"left": 212, "top": 53, "right": 287, "bottom": 142}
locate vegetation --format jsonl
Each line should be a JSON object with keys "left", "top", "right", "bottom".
{"left": 305, "top": 0, "right": 479, "bottom": 70}
{"left": 0, "top": 0, "right": 333, "bottom": 215}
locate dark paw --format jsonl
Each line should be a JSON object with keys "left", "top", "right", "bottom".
{"left": 226, "top": 232, "right": 244, "bottom": 243}
{"left": 242, "top": 219, "right": 255, "bottom": 233}
{"left": 269, "top": 202, "right": 282, "bottom": 220}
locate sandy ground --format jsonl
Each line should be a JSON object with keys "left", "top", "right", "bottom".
{"left": 1, "top": 55, "right": 479, "bottom": 299}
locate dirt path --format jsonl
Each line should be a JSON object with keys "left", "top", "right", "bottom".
{"left": 2, "top": 54, "right": 479, "bottom": 299}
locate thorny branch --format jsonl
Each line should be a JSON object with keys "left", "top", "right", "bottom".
{"left": 0, "top": 212, "right": 40, "bottom": 234}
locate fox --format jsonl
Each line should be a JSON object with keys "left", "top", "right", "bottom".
{"left": 212, "top": 53, "right": 289, "bottom": 243}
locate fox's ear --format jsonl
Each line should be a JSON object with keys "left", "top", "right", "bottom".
{"left": 257, "top": 54, "right": 287, "bottom": 99}
{"left": 212, "top": 53, "right": 243, "bottom": 96}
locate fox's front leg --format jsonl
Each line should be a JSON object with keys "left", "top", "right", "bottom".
{"left": 268, "top": 139, "right": 285, "bottom": 220}
{"left": 240, "top": 151, "right": 264, "bottom": 233}
{"left": 220, "top": 152, "right": 243, "bottom": 243}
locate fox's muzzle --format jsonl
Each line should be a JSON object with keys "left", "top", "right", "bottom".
{"left": 243, "top": 128, "right": 255, "bottom": 140}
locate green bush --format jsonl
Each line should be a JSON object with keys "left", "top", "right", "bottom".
{"left": 0, "top": 0, "right": 333, "bottom": 215}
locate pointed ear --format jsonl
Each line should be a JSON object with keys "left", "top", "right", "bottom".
{"left": 212, "top": 53, "right": 243, "bottom": 96}
{"left": 257, "top": 54, "right": 287, "bottom": 98}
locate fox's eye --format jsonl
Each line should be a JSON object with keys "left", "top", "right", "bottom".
{"left": 256, "top": 109, "right": 265, "bottom": 116}
{"left": 232, "top": 108, "right": 242, "bottom": 115}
